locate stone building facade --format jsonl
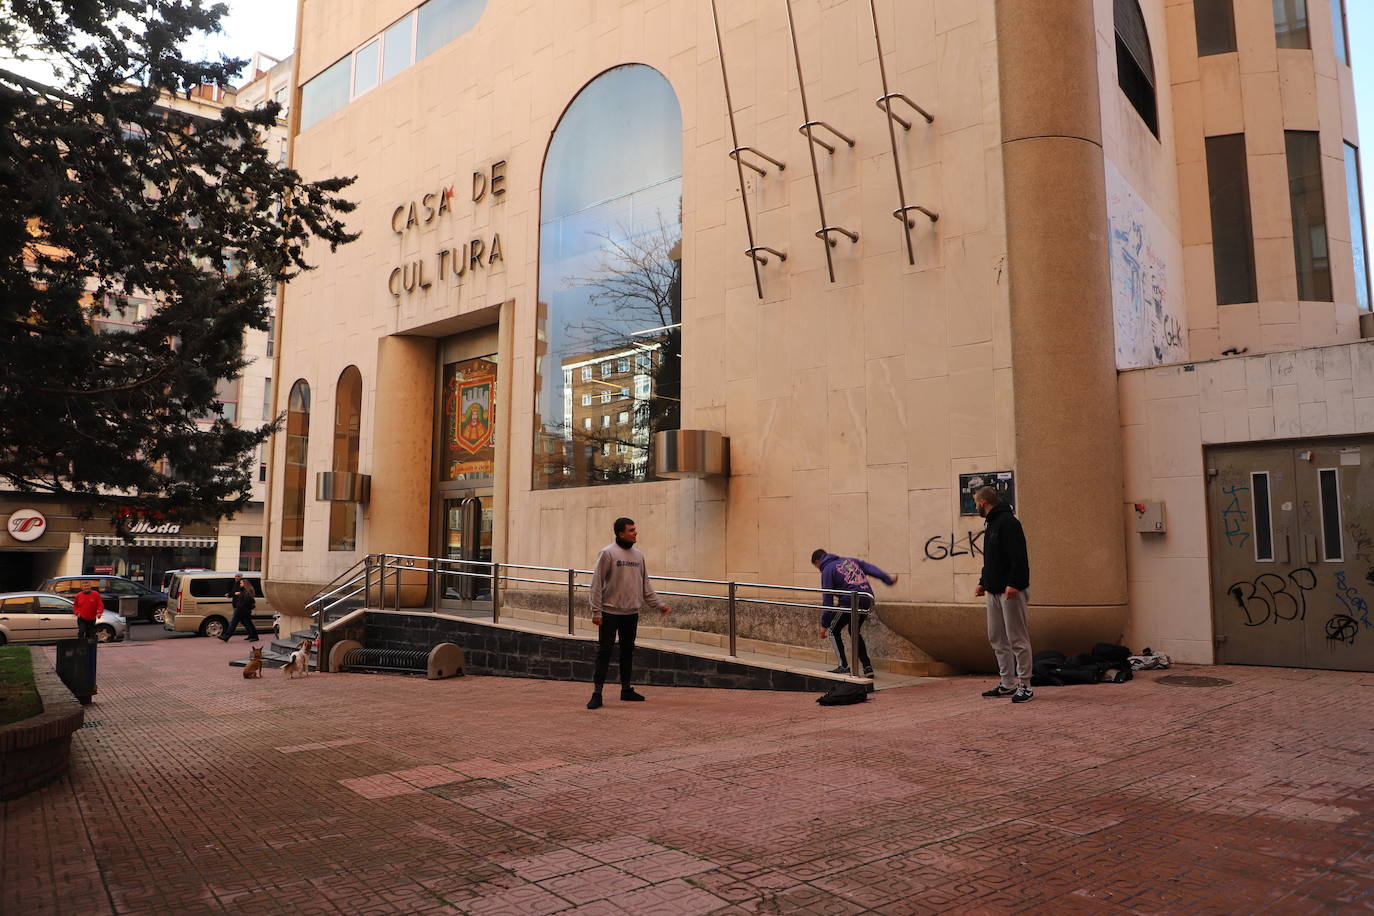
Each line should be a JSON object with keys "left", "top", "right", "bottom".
{"left": 266, "top": 0, "right": 1372, "bottom": 672}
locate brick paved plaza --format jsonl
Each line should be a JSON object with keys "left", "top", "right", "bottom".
{"left": 3, "top": 635, "right": 1373, "bottom": 914}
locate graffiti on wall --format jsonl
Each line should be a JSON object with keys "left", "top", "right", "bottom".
{"left": 1106, "top": 161, "right": 1188, "bottom": 370}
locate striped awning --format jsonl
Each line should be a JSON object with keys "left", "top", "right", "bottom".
{"left": 84, "top": 535, "right": 218, "bottom": 548}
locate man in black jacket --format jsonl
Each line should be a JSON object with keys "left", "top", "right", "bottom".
{"left": 220, "top": 573, "right": 260, "bottom": 642}
{"left": 973, "top": 486, "right": 1033, "bottom": 703}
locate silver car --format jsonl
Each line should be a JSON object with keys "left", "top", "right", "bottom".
{"left": 0, "top": 591, "right": 128, "bottom": 644}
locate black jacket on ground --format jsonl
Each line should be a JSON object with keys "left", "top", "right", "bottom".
{"left": 979, "top": 504, "right": 1030, "bottom": 593}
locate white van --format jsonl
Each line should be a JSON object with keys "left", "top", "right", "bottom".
{"left": 163, "top": 571, "right": 276, "bottom": 638}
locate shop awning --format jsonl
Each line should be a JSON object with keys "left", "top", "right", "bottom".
{"left": 84, "top": 535, "right": 218, "bottom": 548}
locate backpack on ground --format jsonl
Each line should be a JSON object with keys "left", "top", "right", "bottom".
{"left": 816, "top": 683, "right": 869, "bottom": 706}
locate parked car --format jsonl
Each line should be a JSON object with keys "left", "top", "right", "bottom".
{"left": 159, "top": 567, "right": 208, "bottom": 595}
{"left": 163, "top": 571, "right": 276, "bottom": 639}
{"left": 0, "top": 591, "right": 128, "bottom": 644}
{"left": 39, "top": 575, "right": 168, "bottom": 623}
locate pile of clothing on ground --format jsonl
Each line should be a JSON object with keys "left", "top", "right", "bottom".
{"left": 1030, "top": 644, "right": 1171, "bottom": 687}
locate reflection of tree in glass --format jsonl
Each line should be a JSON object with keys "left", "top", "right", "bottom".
{"left": 553, "top": 217, "right": 681, "bottom": 484}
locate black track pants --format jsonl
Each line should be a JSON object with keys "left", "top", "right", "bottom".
{"left": 593, "top": 612, "right": 639, "bottom": 689}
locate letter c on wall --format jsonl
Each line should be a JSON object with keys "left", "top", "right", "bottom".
{"left": 388, "top": 267, "right": 402, "bottom": 297}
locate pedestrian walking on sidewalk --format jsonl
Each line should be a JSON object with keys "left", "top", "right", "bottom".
{"left": 586, "top": 517, "right": 670, "bottom": 709}
{"left": 72, "top": 583, "right": 103, "bottom": 639}
{"left": 811, "top": 549, "right": 897, "bottom": 677}
{"left": 220, "top": 573, "right": 260, "bottom": 642}
{"left": 973, "top": 486, "right": 1033, "bottom": 703}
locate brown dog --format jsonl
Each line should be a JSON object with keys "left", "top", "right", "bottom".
{"left": 242, "top": 646, "right": 263, "bottom": 679}
{"left": 283, "top": 639, "right": 312, "bottom": 679}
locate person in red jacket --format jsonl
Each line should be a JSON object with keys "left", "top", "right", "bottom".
{"left": 72, "top": 584, "right": 104, "bottom": 639}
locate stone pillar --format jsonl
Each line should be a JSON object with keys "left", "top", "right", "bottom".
{"left": 996, "top": 0, "right": 1127, "bottom": 614}
{"left": 368, "top": 335, "right": 436, "bottom": 605}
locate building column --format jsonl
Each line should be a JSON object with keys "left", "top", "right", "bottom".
{"left": 997, "top": 0, "right": 1128, "bottom": 612}
{"left": 368, "top": 335, "right": 436, "bottom": 604}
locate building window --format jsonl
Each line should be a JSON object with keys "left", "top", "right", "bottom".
{"left": 1344, "top": 143, "right": 1370, "bottom": 310}
{"left": 329, "top": 366, "right": 362, "bottom": 551}
{"left": 1115, "top": 0, "right": 1158, "bottom": 137}
{"left": 258, "top": 444, "right": 267, "bottom": 482}
{"left": 1286, "top": 131, "right": 1333, "bottom": 302}
{"left": 262, "top": 377, "right": 273, "bottom": 421}
{"left": 534, "top": 65, "right": 683, "bottom": 490}
{"left": 239, "top": 536, "right": 263, "bottom": 572}
{"left": 266, "top": 311, "right": 275, "bottom": 357}
{"left": 617, "top": 358, "right": 629, "bottom": 373}
{"left": 299, "top": 56, "right": 350, "bottom": 130}
{"left": 214, "top": 376, "right": 240, "bottom": 423}
{"left": 352, "top": 39, "right": 380, "bottom": 98}
{"left": 581, "top": 393, "right": 592, "bottom": 406}
{"left": 281, "top": 380, "right": 310, "bottom": 551}
{"left": 1332, "top": 0, "right": 1349, "bottom": 63}
{"left": 417, "top": 0, "right": 486, "bottom": 61}
{"left": 600, "top": 391, "right": 611, "bottom": 404}
{"left": 1274, "top": 0, "right": 1310, "bottom": 49}
{"left": 601, "top": 415, "right": 611, "bottom": 428}
{"left": 381, "top": 15, "right": 414, "bottom": 82}
{"left": 583, "top": 417, "right": 592, "bottom": 430}
{"left": 618, "top": 411, "right": 629, "bottom": 424}
{"left": 619, "top": 388, "right": 629, "bottom": 400}
{"left": 299, "top": 0, "right": 487, "bottom": 131}
{"left": 1205, "top": 134, "right": 1258, "bottom": 305}
{"left": 273, "top": 86, "right": 289, "bottom": 119}
{"left": 601, "top": 362, "right": 613, "bottom": 377}
{"left": 1251, "top": 472, "right": 1274, "bottom": 562}
{"left": 1194, "top": 0, "right": 1237, "bottom": 55}
{"left": 581, "top": 366, "right": 592, "bottom": 381}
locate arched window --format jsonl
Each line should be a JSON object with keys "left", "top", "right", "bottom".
{"left": 281, "top": 379, "right": 310, "bottom": 551}
{"left": 533, "top": 64, "right": 683, "bottom": 490}
{"left": 329, "top": 367, "right": 363, "bottom": 551}
{"left": 1115, "top": 0, "right": 1158, "bottom": 137}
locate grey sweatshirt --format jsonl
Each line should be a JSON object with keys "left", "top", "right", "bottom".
{"left": 589, "top": 541, "right": 665, "bottom": 615}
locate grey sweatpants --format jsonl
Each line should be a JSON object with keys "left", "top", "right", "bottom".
{"left": 985, "top": 589, "right": 1032, "bottom": 688}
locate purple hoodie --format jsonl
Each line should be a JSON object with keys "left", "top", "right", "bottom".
{"left": 817, "top": 553, "right": 894, "bottom": 628}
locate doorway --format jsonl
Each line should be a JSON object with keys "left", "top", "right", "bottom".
{"left": 440, "top": 491, "right": 493, "bottom": 604}
{"left": 1206, "top": 436, "right": 1374, "bottom": 671}
{"left": 434, "top": 330, "right": 499, "bottom": 611}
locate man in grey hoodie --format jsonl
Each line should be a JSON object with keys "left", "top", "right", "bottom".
{"left": 587, "top": 517, "right": 670, "bottom": 709}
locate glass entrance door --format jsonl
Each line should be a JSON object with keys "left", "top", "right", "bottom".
{"left": 441, "top": 491, "right": 493, "bottom": 605}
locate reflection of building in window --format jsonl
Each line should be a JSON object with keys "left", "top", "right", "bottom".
{"left": 533, "top": 64, "right": 682, "bottom": 490}
{"left": 281, "top": 380, "right": 311, "bottom": 551}
{"left": 558, "top": 341, "right": 665, "bottom": 481}
{"left": 329, "top": 366, "right": 362, "bottom": 551}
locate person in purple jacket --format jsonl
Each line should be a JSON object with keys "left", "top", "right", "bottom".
{"left": 811, "top": 549, "right": 899, "bottom": 677}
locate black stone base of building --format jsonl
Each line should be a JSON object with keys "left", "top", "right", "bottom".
{"left": 324, "top": 610, "right": 865, "bottom": 693}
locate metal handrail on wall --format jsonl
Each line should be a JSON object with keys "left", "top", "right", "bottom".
{"left": 306, "top": 552, "right": 873, "bottom": 661}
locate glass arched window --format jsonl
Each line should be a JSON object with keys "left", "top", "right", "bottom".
{"left": 329, "top": 367, "right": 362, "bottom": 551}
{"left": 281, "top": 380, "right": 310, "bottom": 551}
{"left": 533, "top": 64, "right": 683, "bottom": 489}
{"left": 1115, "top": 0, "right": 1158, "bottom": 137}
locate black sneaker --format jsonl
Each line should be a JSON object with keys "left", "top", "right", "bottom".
{"left": 586, "top": 692, "right": 603, "bottom": 710}
{"left": 1012, "top": 687, "right": 1034, "bottom": 704}
{"left": 981, "top": 685, "right": 1015, "bottom": 698}
{"left": 620, "top": 688, "right": 645, "bottom": 701}
{"left": 828, "top": 665, "right": 850, "bottom": 675}
{"left": 862, "top": 666, "right": 875, "bottom": 677}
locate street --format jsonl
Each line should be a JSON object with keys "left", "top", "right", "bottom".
{"left": 3, "top": 634, "right": 1372, "bottom": 914}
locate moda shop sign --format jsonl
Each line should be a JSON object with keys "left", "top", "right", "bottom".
{"left": 388, "top": 160, "right": 507, "bottom": 298}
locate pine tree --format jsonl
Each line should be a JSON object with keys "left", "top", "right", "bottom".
{"left": 0, "top": 0, "right": 356, "bottom": 528}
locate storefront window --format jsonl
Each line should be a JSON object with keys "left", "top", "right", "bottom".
{"left": 329, "top": 367, "right": 363, "bottom": 551}
{"left": 281, "top": 379, "right": 310, "bottom": 551}
{"left": 533, "top": 64, "right": 683, "bottom": 490}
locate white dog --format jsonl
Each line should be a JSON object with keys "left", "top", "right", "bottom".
{"left": 284, "top": 639, "right": 313, "bottom": 679}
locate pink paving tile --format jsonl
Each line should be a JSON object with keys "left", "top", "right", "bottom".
{"left": 499, "top": 848, "right": 603, "bottom": 881}
{"left": 572, "top": 835, "right": 667, "bottom": 863}
{"left": 393, "top": 764, "right": 462, "bottom": 788}
{"left": 598, "top": 878, "right": 724, "bottom": 915}
{"left": 536, "top": 864, "right": 648, "bottom": 904}
{"left": 618, "top": 849, "right": 717, "bottom": 882}
{"left": 463, "top": 884, "right": 568, "bottom": 916}
{"left": 337, "top": 774, "right": 423, "bottom": 799}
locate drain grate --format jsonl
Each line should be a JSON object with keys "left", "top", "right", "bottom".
{"left": 426, "top": 778, "right": 507, "bottom": 800}
{"left": 1158, "top": 675, "right": 1233, "bottom": 688}
{"left": 80, "top": 720, "right": 103, "bottom": 728}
